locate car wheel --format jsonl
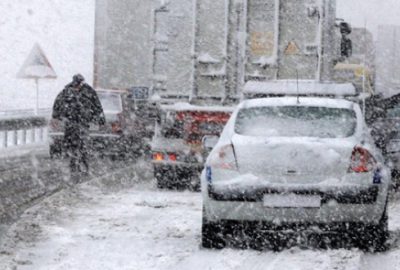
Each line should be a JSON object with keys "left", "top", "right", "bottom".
{"left": 201, "top": 210, "right": 226, "bottom": 249}
{"left": 201, "top": 221, "right": 226, "bottom": 249}
{"left": 155, "top": 173, "right": 166, "bottom": 189}
{"left": 154, "top": 167, "right": 171, "bottom": 189}
{"left": 391, "top": 169, "right": 400, "bottom": 190}
{"left": 156, "top": 176, "right": 167, "bottom": 189}
{"left": 355, "top": 206, "right": 389, "bottom": 252}
{"left": 49, "top": 143, "right": 62, "bottom": 159}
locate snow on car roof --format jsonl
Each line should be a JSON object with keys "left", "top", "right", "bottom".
{"left": 238, "top": 97, "right": 356, "bottom": 110}
{"left": 243, "top": 80, "right": 356, "bottom": 96}
{"left": 161, "top": 102, "right": 235, "bottom": 112}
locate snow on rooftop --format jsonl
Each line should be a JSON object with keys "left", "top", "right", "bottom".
{"left": 239, "top": 97, "right": 356, "bottom": 110}
{"left": 197, "top": 53, "right": 221, "bottom": 64}
{"left": 243, "top": 80, "right": 357, "bottom": 96}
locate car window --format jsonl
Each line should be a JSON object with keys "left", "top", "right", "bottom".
{"left": 387, "top": 106, "right": 400, "bottom": 118}
{"left": 98, "top": 92, "right": 123, "bottom": 113}
{"left": 235, "top": 106, "right": 357, "bottom": 138}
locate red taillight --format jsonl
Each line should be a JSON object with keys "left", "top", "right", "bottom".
{"left": 349, "top": 146, "right": 376, "bottom": 173}
{"left": 152, "top": 152, "right": 178, "bottom": 162}
{"left": 168, "top": 153, "right": 177, "bottom": 161}
{"left": 153, "top": 152, "right": 164, "bottom": 161}
{"left": 210, "top": 144, "right": 238, "bottom": 171}
{"left": 111, "top": 122, "right": 122, "bottom": 134}
{"left": 111, "top": 113, "right": 125, "bottom": 134}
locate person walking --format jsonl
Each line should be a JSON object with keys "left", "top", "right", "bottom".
{"left": 51, "top": 74, "right": 105, "bottom": 178}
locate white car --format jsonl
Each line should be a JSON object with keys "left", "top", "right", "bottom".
{"left": 201, "top": 97, "right": 391, "bottom": 251}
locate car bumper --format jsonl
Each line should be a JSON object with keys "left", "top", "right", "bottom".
{"left": 153, "top": 162, "right": 203, "bottom": 176}
{"left": 202, "top": 178, "right": 388, "bottom": 225}
{"left": 204, "top": 197, "right": 386, "bottom": 225}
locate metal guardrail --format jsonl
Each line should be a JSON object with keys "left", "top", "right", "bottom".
{"left": 0, "top": 108, "right": 51, "bottom": 120}
{"left": 0, "top": 116, "right": 48, "bottom": 149}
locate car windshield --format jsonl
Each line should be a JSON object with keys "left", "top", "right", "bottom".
{"left": 235, "top": 106, "right": 357, "bottom": 138}
{"left": 98, "top": 92, "right": 123, "bottom": 113}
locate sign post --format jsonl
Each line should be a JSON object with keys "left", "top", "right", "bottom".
{"left": 17, "top": 43, "right": 57, "bottom": 115}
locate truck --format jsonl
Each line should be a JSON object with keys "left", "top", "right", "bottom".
{"left": 151, "top": 0, "right": 342, "bottom": 101}
{"left": 94, "top": 0, "right": 370, "bottom": 189}
{"left": 147, "top": 0, "right": 362, "bottom": 189}
{"left": 361, "top": 25, "right": 400, "bottom": 188}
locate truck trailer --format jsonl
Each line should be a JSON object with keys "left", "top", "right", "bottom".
{"left": 94, "top": 0, "right": 362, "bottom": 189}
{"left": 151, "top": 0, "right": 343, "bottom": 103}
{"left": 149, "top": 0, "right": 357, "bottom": 189}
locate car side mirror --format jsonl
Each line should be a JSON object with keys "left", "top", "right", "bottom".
{"left": 202, "top": 135, "right": 219, "bottom": 150}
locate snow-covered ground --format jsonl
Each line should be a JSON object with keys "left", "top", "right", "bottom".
{"left": 0, "top": 162, "right": 400, "bottom": 270}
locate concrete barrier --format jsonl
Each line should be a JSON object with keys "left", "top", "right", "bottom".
{"left": 0, "top": 146, "right": 64, "bottom": 224}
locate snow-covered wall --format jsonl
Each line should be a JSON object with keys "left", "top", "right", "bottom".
{"left": 0, "top": 0, "right": 95, "bottom": 111}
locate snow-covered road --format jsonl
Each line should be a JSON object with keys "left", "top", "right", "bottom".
{"left": 1, "top": 162, "right": 400, "bottom": 270}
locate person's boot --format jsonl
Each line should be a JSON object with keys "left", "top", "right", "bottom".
{"left": 69, "top": 159, "right": 80, "bottom": 184}
{"left": 80, "top": 157, "right": 90, "bottom": 178}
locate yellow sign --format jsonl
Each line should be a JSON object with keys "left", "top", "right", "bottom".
{"left": 250, "top": 32, "right": 274, "bottom": 56}
{"left": 284, "top": 41, "right": 300, "bottom": 55}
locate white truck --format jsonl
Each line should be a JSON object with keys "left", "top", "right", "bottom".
{"left": 151, "top": 0, "right": 346, "bottom": 102}
{"left": 95, "top": 0, "right": 372, "bottom": 189}
{"left": 147, "top": 0, "right": 360, "bottom": 189}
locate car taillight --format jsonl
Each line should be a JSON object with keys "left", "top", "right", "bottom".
{"left": 209, "top": 144, "right": 238, "bottom": 171}
{"left": 111, "top": 121, "right": 122, "bottom": 134}
{"left": 152, "top": 152, "right": 178, "bottom": 162}
{"left": 349, "top": 146, "right": 376, "bottom": 173}
{"left": 168, "top": 153, "right": 177, "bottom": 161}
{"left": 111, "top": 113, "right": 124, "bottom": 134}
{"left": 153, "top": 152, "right": 164, "bottom": 161}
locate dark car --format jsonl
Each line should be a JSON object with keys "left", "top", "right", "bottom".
{"left": 49, "top": 89, "right": 148, "bottom": 160}
{"left": 151, "top": 103, "right": 233, "bottom": 190}
{"left": 367, "top": 94, "right": 400, "bottom": 188}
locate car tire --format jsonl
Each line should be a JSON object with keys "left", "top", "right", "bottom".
{"left": 154, "top": 167, "right": 170, "bottom": 189}
{"left": 355, "top": 205, "right": 389, "bottom": 252}
{"left": 201, "top": 210, "right": 226, "bottom": 249}
{"left": 391, "top": 169, "right": 400, "bottom": 190}
{"left": 156, "top": 176, "right": 167, "bottom": 189}
{"left": 49, "top": 143, "right": 62, "bottom": 159}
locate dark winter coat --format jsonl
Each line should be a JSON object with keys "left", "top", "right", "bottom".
{"left": 52, "top": 83, "right": 106, "bottom": 129}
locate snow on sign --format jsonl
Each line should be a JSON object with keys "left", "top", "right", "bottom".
{"left": 17, "top": 43, "right": 57, "bottom": 79}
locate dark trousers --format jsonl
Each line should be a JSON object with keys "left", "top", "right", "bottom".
{"left": 64, "top": 126, "right": 90, "bottom": 173}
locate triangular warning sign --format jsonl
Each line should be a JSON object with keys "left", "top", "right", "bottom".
{"left": 284, "top": 41, "right": 300, "bottom": 55}
{"left": 17, "top": 43, "right": 57, "bottom": 79}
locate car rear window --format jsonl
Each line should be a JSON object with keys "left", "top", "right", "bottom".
{"left": 235, "top": 106, "right": 357, "bottom": 138}
{"left": 98, "top": 92, "right": 123, "bottom": 113}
